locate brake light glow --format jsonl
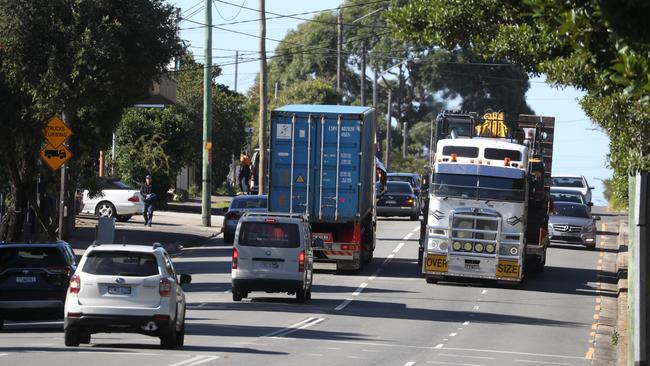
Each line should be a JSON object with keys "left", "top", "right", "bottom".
{"left": 159, "top": 277, "right": 172, "bottom": 297}
{"left": 232, "top": 247, "right": 239, "bottom": 269}
{"left": 154, "top": 314, "right": 170, "bottom": 321}
{"left": 264, "top": 218, "right": 277, "bottom": 223}
{"left": 69, "top": 275, "right": 81, "bottom": 294}
{"left": 128, "top": 195, "right": 140, "bottom": 202}
{"left": 298, "top": 250, "right": 305, "bottom": 272}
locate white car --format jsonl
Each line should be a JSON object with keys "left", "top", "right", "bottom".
{"left": 551, "top": 174, "right": 594, "bottom": 204}
{"left": 64, "top": 243, "right": 192, "bottom": 349}
{"left": 231, "top": 213, "right": 313, "bottom": 303}
{"left": 81, "top": 179, "right": 144, "bottom": 222}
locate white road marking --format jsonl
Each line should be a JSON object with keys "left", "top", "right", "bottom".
{"left": 186, "top": 356, "right": 220, "bottom": 366}
{"left": 362, "top": 349, "right": 383, "bottom": 353}
{"left": 263, "top": 317, "right": 316, "bottom": 337}
{"left": 347, "top": 355, "right": 367, "bottom": 359}
{"left": 393, "top": 243, "right": 405, "bottom": 253}
{"left": 0, "top": 354, "right": 7, "bottom": 357}
{"left": 473, "top": 305, "right": 480, "bottom": 311}
{"left": 404, "top": 233, "right": 414, "bottom": 240}
{"left": 441, "top": 347, "right": 586, "bottom": 360}
{"left": 515, "top": 360, "right": 572, "bottom": 365}
{"left": 412, "top": 227, "right": 420, "bottom": 232}
{"left": 334, "top": 299, "right": 353, "bottom": 311}
{"left": 427, "top": 362, "right": 484, "bottom": 366}
{"left": 303, "top": 353, "right": 324, "bottom": 357}
{"left": 439, "top": 354, "right": 495, "bottom": 360}
{"left": 324, "top": 347, "right": 341, "bottom": 350}
{"left": 267, "top": 317, "right": 325, "bottom": 338}
{"left": 223, "top": 289, "right": 231, "bottom": 294}
{"left": 449, "top": 333, "right": 457, "bottom": 337}
{"left": 481, "top": 289, "right": 488, "bottom": 295}
{"left": 463, "top": 321, "right": 470, "bottom": 326}
{"left": 434, "top": 344, "right": 444, "bottom": 349}
{"left": 352, "top": 283, "right": 368, "bottom": 296}
{"left": 405, "top": 362, "right": 416, "bottom": 366}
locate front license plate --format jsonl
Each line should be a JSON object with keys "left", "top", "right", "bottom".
{"left": 496, "top": 260, "right": 520, "bottom": 278}
{"left": 107, "top": 286, "right": 132, "bottom": 295}
{"left": 16, "top": 276, "right": 36, "bottom": 283}
{"left": 424, "top": 254, "right": 448, "bottom": 272}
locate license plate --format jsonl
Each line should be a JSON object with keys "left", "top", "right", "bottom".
{"left": 263, "top": 261, "right": 279, "bottom": 269}
{"left": 107, "top": 286, "right": 132, "bottom": 295}
{"left": 424, "top": 254, "right": 448, "bottom": 272}
{"left": 385, "top": 200, "right": 397, "bottom": 204}
{"left": 16, "top": 276, "right": 36, "bottom": 283}
{"left": 465, "top": 263, "right": 480, "bottom": 270}
{"left": 496, "top": 260, "right": 521, "bottom": 278}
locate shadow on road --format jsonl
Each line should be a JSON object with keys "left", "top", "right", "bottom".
{"left": 89, "top": 342, "right": 286, "bottom": 355}
{"left": 187, "top": 322, "right": 374, "bottom": 342}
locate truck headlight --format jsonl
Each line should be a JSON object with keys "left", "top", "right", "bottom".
{"left": 463, "top": 242, "right": 473, "bottom": 251}
{"left": 428, "top": 238, "right": 449, "bottom": 252}
{"left": 485, "top": 244, "right": 496, "bottom": 253}
{"left": 474, "top": 243, "right": 484, "bottom": 252}
{"left": 452, "top": 241, "right": 462, "bottom": 251}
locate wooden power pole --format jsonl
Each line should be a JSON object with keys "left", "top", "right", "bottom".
{"left": 258, "top": 0, "right": 268, "bottom": 194}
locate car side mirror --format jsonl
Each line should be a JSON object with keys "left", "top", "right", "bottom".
{"left": 589, "top": 186, "right": 595, "bottom": 190}
{"left": 179, "top": 273, "right": 192, "bottom": 285}
{"left": 593, "top": 216, "right": 601, "bottom": 221}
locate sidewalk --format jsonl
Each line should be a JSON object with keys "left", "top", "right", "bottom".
{"left": 592, "top": 213, "right": 628, "bottom": 366}
{"left": 68, "top": 210, "right": 224, "bottom": 256}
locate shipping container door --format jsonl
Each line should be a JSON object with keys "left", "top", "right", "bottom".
{"left": 313, "top": 114, "right": 362, "bottom": 221}
{"left": 269, "top": 113, "right": 315, "bottom": 214}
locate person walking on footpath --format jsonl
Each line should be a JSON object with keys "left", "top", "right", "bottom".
{"left": 140, "top": 175, "right": 157, "bottom": 227}
{"left": 238, "top": 154, "right": 252, "bottom": 195}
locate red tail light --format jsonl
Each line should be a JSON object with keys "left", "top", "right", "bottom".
{"left": 154, "top": 314, "right": 170, "bottom": 321}
{"left": 159, "top": 277, "right": 172, "bottom": 297}
{"left": 48, "top": 266, "right": 70, "bottom": 275}
{"left": 298, "top": 250, "right": 305, "bottom": 272}
{"left": 340, "top": 244, "right": 360, "bottom": 251}
{"left": 128, "top": 195, "right": 140, "bottom": 202}
{"left": 69, "top": 275, "right": 81, "bottom": 294}
{"left": 232, "top": 248, "right": 239, "bottom": 269}
{"left": 225, "top": 212, "right": 241, "bottom": 220}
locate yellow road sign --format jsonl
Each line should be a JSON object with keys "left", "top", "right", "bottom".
{"left": 40, "top": 144, "right": 72, "bottom": 171}
{"left": 44, "top": 115, "right": 72, "bottom": 148}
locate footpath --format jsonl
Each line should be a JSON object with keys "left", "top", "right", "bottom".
{"left": 592, "top": 213, "right": 628, "bottom": 366}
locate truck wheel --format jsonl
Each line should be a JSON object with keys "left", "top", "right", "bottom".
{"left": 296, "top": 288, "right": 307, "bottom": 303}
{"left": 64, "top": 329, "right": 81, "bottom": 347}
{"left": 232, "top": 289, "right": 243, "bottom": 302}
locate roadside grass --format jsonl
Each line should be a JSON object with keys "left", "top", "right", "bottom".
{"left": 212, "top": 200, "right": 231, "bottom": 210}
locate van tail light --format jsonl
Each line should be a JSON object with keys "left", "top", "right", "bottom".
{"left": 298, "top": 250, "right": 305, "bottom": 272}
{"left": 48, "top": 266, "right": 70, "bottom": 275}
{"left": 128, "top": 195, "right": 140, "bottom": 203}
{"left": 154, "top": 314, "right": 170, "bottom": 321}
{"left": 232, "top": 248, "right": 239, "bottom": 269}
{"left": 159, "top": 277, "right": 172, "bottom": 297}
{"left": 69, "top": 275, "right": 81, "bottom": 294}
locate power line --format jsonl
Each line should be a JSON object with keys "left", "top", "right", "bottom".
{"left": 181, "top": 0, "right": 203, "bottom": 16}
{"left": 212, "top": 0, "right": 247, "bottom": 21}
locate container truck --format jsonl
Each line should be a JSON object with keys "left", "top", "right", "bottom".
{"left": 268, "top": 105, "right": 377, "bottom": 272}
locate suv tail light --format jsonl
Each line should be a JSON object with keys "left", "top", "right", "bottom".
{"left": 232, "top": 248, "right": 239, "bottom": 269}
{"left": 128, "top": 195, "right": 140, "bottom": 203}
{"left": 298, "top": 250, "right": 305, "bottom": 272}
{"left": 48, "top": 266, "right": 70, "bottom": 275}
{"left": 69, "top": 275, "right": 81, "bottom": 294}
{"left": 159, "top": 277, "right": 172, "bottom": 297}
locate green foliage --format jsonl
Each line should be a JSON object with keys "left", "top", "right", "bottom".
{"left": 602, "top": 176, "right": 628, "bottom": 211}
{"left": 116, "top": 133, "right": 171, "bottom": 199}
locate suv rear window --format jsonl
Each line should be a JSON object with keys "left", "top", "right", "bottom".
{"left": 238, "top": 222, "right": 300, "bottom": 248}
{"left": 0, "top": 247, "right": 65, "bottom": 269}
{"left": 82, "top": 251, "right": 159, "bottom": 276}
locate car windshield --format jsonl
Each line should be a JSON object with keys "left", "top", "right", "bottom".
{"left": 82, "top": 251, "right": 159, "bottom": 276}
{"left": 551, "top": 191, "right": 584, "bottom": 204}
{"left": 552, "top": 203, "right": 590, "bottom": 218}
{"left": 232, "top": 197, "right": 267, "bottom": 209}
{"left": 387, "top": 182, "right": 413, "bottom": 194}
{"left": 552, "top": 177, "right": 585, "bottom": 188}
{"left": 0, "top": 247, "right": 65, "bottom": 269}
{"left": 238, "top": 222, "right": 300, "bottom": 248}
{"left": 388, "top": 176, "right": 414, "bottom": 184}
{"left": 432, "top": 173, "right": 525, "bottom": 202}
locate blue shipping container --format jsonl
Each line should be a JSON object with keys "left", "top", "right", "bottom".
{"left": 269, "top": 104, "right": 376, "bottom": 223}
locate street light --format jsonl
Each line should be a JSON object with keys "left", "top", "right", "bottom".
{"left": 372, "top": 57, "right": 421, "bottom": 170}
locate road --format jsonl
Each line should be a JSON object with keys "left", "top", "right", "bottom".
{"left": 0, "top": 210, "right": 619, "bottom": 366}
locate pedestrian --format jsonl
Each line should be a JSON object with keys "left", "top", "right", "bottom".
{"left": 238, "top": 154, "right": 252, "bottom": 195}
{"left": 140, "top": 175, "right": 157, "bottom": 227}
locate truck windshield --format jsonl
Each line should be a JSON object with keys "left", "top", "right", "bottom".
{"left": 432, "top": 173, "right": 525, "bottom": 202}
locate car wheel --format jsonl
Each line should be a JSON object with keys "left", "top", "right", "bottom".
{"left": 116, "top": 215, "right": 132, "bottom": 222}
{"left": 296, "top": 287, "right": 307, "bottom": 303}
{"left": 232, "top": 289, "right": 243, "bottom": 302}
{"left": 175, "top": 312, "right": 186, "bottom": 347}
{"left": 64, "top": 329, "right": 81, "bottom": 347}
{"left": 586, "top": 244, "right": 596, "bottom": 251}
{"left": 79, "top": 332, "right": 91, "bottom": 344}
{"left": 224, "top": 233, "right": 234, "bottom": 244}
{"left": 160, "top": 321, "right": 178, "bottom": 349}
{"left": 96, "top": 201, "right": 116, "bottom": 218}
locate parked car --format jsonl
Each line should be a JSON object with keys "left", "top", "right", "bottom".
{"left": 0, "top": 241, "right": 77, "bottom": 328}
{"left": 80, "top": 179, "right": 144, "bottom": 222}
{"left": 64, "top": 243, "right": 191, "bottom": 348}
{"left": 550, "top": 187, "right": 593, "bottom": 213}
{"left": 376, "top": 181, "right": 420, "bottom": 220}
{"left": 231, "top": 213, "right": 313, "bottom": 303}
{"left": 548, "top": 202, "right": 600, "bottom": 250}
{"left": 551, "top": 174, "right": 594, "bottom": 204}
{"left": 222, "top": 195, "right": 268, "bottom": 243}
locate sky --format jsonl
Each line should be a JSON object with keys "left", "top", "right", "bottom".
{"left": 172, "top": 0, "right": 612, "bottom": 205}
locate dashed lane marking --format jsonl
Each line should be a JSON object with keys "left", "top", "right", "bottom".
{"left": 473, "top": 305, "right": 480, "bottom": 311}
{"left": 412, "top": 227, "right": 420, "bottom": 232}
{"left": 515, "top": 359, "right": 573, "bottom": 365}
{"left": 440, "top": 347, "right": 587, "bottom": 360}
{"left": 0, "top": 354, "right": 7, "bottom": 357}
{"left": 463, "top": 321, "right": 470, "bottom": 326}
{"left": 185, "top": 356, "right": 220, "bottom": 366}
{"left": 263, "top": 317, "right": 325, "bottom": 338}
{"left": 434, "top": 344, "right": 444, "bottom": 349}
{"left": 404, "top": 362, "right": 416, "bottom": 366}
{"left": 393, "top": 243, "right": 405, "bottom": 253}
{"left": 481, "top": 289, "right": 488, "bottom": 295}
{"left": 439, "top": 354, "right": 494, "bottom": 360}
{"left": 303, "top": 353, "right": 323, "bottom": 357}
{"left": 449, "top": 333, "right": 457, "bottom": 337}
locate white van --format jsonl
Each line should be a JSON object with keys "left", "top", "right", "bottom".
{"left": 231, "top": 213, "right": 313, "bottom": 303}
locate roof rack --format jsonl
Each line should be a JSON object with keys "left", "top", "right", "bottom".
{"left": 242, "top": 212, "right": 309, "bottom": 221}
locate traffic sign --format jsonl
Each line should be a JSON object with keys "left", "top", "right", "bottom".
{"left": 40, "top": 143, "right": 72, "bottom": 171}
{"left": 44, "top": 115, "right": 72, "bottom": 148}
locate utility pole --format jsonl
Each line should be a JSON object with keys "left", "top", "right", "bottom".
{"left": 258, "top": 0, "right": 268, "bottom": 194}
{"left": 403, "top": 121, "right": 407, "bottom": 158}
{"left": 234, "top": 50, "right": 239, "bottom": 92}
{"left": 57, "top": 113, "right": 68, "bottom": 241}
{"left": 385, "top": 90, "right": 391, "bottom": 171}
{"left": 373, "top": 70, "right": 378, "bottom": 157}
{"left": 360, "top": 42, "right": 366, "bottom": 105}
{"left": 201, "top": 0, "right": 213, "bottom": 227}
{"left": 336, "top": 8, "right": 342, "bottom": 95}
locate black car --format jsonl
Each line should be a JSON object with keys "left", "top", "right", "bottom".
{"left": 221, "top": 195, "right": 268, "bottom": 243}
{"left": 0, "top": 241, "right": 77, "bottom": 328}
{"left": 376, "top": 181, "right": 420, "bottom": 220}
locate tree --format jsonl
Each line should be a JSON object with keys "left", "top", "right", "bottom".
{"left": 0, "top": 0, "right": 182, "bottom": 241}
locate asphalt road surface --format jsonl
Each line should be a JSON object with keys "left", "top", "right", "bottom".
{"left": 0, "top": 209, "right": 619, "bottom": 366}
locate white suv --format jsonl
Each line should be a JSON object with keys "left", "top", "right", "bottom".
{"left": 64, "top": 243, "right": 192, "bottom": 349}
{"left": 551, "top": 174, "right": 594, "bottom": 204}
{"left": 231, "top": 213, "right": 313, "bottom": 303}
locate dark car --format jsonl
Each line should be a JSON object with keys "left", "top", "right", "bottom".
{"left": 377, "top": 181, "right": 420, "bottom": 220}
{"left": 0, "top": 241, "right": 77, "bottom": 328}
{"left": 222, "top": 195, "right": 268, "bottom": 243}
{"left": 387, "top": 173, "right": 422, "bottom": 197}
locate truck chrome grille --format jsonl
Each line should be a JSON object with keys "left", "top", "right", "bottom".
{"left": 449, "top": 209, "right": 500, "bottom": 254}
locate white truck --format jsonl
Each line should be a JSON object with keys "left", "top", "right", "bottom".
{"left": 421, "top": 112, "right": 554, "bottom": 285}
